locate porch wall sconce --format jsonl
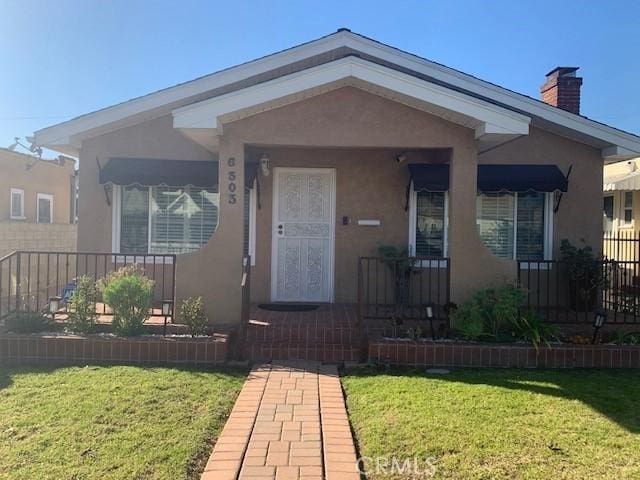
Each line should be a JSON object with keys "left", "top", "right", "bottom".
{"left": 48, "top": 296, "right": 62, "bottom": 321}
{"left": 161, "top": 300, "right": 174, "bottom": 336}
{"left": 260, "top": 153, "right": 271, "bottom": 177}
{"left": 592, "top": 308, "right": 607, "bottom": 344}
{"left": 426, "top": 303, "right": 436, "bottom": 340}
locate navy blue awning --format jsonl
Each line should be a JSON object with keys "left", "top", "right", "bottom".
{"left": 477, "top": 164, "right": 568, "bottom": 192}
{"left": 100, "top": 158, "right": 259, "bottom": 189}
{"left": 408, "top": 163, "right": 450, "bottom": 192}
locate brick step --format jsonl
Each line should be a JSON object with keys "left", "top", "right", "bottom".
{"left": 246, "top": 326, "right": 359, "bottom": 344}
{"left": 245, "top": 342, "right": 362, "bottom": 363}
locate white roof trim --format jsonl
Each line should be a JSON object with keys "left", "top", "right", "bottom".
{"left": 172, "top": 57, "right": 530, "bottom": 140}
{"left": 34, "top": 30, "right": 640, "bottom": 156}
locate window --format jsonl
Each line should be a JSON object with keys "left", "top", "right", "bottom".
{"left": 113, "top": 185, "right": 256, "bottom": 258}
{"left": 409, "top": 186, "right": 448, "bottom": 258}
{"left": 36, "top": 193, "right": 53, "bottom": 224}
{"left": 603, "top": 195, "right": 614, "bottom": 232}
{"left": 476, "top": 192, "right": 551, "bottom": 261}
{"left": 10, "top": 188, "right": 24, "bottom": 219}
{"left": 623, "top": 191, "right": 633, "bottom": 225}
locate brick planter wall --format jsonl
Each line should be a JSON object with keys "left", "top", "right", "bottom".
{"left": 0, "top": 333, "right": 228, "bottom": 366}
{"left": 369, "top": 340, "right": 640, "bottom": 369}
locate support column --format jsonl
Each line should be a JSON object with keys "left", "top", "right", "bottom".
{"left": 176, "top": 135, "right": 246, "bottom": 325}
{"left": 447, "top": 144, "right": 515, "bottom": 308}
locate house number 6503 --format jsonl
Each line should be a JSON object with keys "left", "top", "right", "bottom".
{"left": 227, "top": 157, "right": 237, "bottom": 204}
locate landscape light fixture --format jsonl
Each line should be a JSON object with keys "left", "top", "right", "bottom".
{"left": 161, "top": 299, "right": 174, "bottom": 336}
{"left": 426, "top": 302, "right": 436, "bottom": 340}
{"left": 592, "top": 308, "right": 607, "bottom": 344}
{"left": 48, "top": 296, "right": 62, "bottom": 321}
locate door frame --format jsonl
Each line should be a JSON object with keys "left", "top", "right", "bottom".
{"left": 270, "top": 167, "right": 336, "bottom": 303}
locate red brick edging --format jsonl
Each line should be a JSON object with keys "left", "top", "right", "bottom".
{"left": 0, "top": 333, "right": 228, "bottom": 366}
{"left": 369, "top": 340, "right": 640, "bottom": 369}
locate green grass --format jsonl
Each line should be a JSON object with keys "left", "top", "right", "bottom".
{"left": 0, "top": 365, "right": 246, "bottom": 480}
{"left": 342, "top": 368, "right": 640, "bottom": 479}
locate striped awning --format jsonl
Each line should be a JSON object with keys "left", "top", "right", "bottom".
{"left": 604, "top": 170, "right": 640, "bottom": 191}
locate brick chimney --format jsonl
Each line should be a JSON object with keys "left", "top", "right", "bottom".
{"left": 540, "top": 67, "right": 583, "bottom": 114}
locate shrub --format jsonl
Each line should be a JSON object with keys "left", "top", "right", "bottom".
{"left": 99, "top": 265, "right": 154, "bottom": 336}
{"left": 180, "top": 296, "right": 208, "bottom": 337}
{"left": 6, "top": 312, "right": 53, "bottom": 334}
{"left": 68, "top": 276, "right": 98, "bottom": 333}
{"left": 509, "top": 309, "right": 559, "bottom": 350}
{"left": 560, "top": 239, "right": 602, "bottom": 311}
{"left": 452, "top": 284, "right": 526, "bottom": 340}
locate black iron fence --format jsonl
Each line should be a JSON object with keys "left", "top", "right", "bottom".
{"left": 0, "top": 251, "right": 176, "bottom": 321}
{"left": 518, "top": 259, "right": 640, "bottom": 324}
{"left": 603, "top": 231, "right": 640, "bottom": 263}
{"left": 357, "top": 256, "right": 450, "bottom": 322}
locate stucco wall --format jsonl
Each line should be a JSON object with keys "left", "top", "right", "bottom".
{"left": 0, "top": 151, "right": 75, "bottom": 224}
{"left": 75, "top": 86, "right": 604, "bottom": 323}
{"left": 0, "top": 222, "right": 77, "bottom": 257}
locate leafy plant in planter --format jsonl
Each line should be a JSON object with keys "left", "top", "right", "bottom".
{"left": 180, "top": 296, "right": 208, "bottom": 337}
{"left": 6, "top": 312, "right": 54, "bottom": 334}
{"left": 560, "top": 239, "right": 603, "bottom": 312}
{"left": 377, "top": 245, "right": 418, "bottom": 322}
{"left": 451, "top": 284, "right": 526, "bottom": 340}
{"left": 68, "top": 275, "right": 98, "bottom": 333}
{"left": 99, "top": 265, "right": 154, "bottom": 336}
{"left": 509, "top": 309, "right": 559, "bottom": 350}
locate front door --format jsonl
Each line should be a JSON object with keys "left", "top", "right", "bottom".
{"left": 271, "top": 167, "right": 335, "bottom": 302}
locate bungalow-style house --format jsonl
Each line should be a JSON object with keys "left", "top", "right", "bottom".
{"left": 33, "top": 30, "right": 640, "bottom": 327}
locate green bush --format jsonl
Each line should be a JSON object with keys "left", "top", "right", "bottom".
{"left": 99, "top": 265, "right": 154, "bottom": 337}
{"left": 6, "top": 312, "right": 53, "bottom": 334}
{"left": 68, "top": 276, "right": 98, "bottom": 333}
{"left": 180, "top": 296, "right": 208, "bottom": 337}
{"left": 509, "top": 309, "right": 559, "bottom": 350}
{"left": 452, "top": 284, "right": 526, "bottom": 340}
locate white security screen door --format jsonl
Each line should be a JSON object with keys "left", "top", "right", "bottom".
{"left": 271, "top": 168, "right": 335, "bottom": 302}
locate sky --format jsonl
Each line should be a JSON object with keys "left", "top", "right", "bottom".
{"left": 1, "top": 0, "right": 639, "bottom": 160}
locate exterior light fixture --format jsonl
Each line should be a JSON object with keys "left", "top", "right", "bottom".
{"left": 48, "top": 296, "right": 62, "bottom": 321}
{"left": 426, "top": 302, "right": 436, "bottom": 340}
{"left": 592, "top": 308, "right": 607, "bottom": 344}
{"left": 396, "top": 152, "right": 407, "bottom": 164}
{"left": 260, "top": 153, "right": 271, "bottom": 177}
{"left": 161, "top": 300, "right": 174, "bottom": 336}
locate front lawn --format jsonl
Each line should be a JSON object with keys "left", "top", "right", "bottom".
{"left": 0, "top": 365, "right": 245, "bottom": 479}
{"left": 342, "top": 369, "right": 640, "bottom": 479}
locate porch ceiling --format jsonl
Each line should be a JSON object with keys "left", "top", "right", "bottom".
{"left": 172, "top": 56, "right": 531, "bottom": 153}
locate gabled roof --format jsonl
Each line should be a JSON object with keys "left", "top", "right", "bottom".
{"left": 34, "top": 29, "right": 640, "bottom": 160}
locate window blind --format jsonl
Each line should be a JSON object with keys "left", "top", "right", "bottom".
{"left": 415, "top": 191, "right": 445, "bottom": 256}
{"left": 11, "top": 192, "right": 22, "bottom": 218}
{"left": 516, "top": 192, "right": 545, "bottom": 260}
{"left": 476, "top": 193, "right": 515, "bottom": 259}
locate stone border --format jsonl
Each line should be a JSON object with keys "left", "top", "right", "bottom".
{"left": 0, "top": 333, "right": 228, "bottom": 366}
{"left": 369, "top": 340, "right": 640, "bottom": 368}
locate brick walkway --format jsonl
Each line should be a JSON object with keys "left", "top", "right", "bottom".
{"left": 201, "top": 362, "right": 359, "bottom": 480}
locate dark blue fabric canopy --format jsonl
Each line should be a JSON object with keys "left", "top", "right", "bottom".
{"left": 477, "top": 164, "right": 568, "bottom": 192}
{"left": 99, "top": 158, "right": 259, "bottom": 189}
{"left": 408, "top": 163, "right": 450, "bottom": 192}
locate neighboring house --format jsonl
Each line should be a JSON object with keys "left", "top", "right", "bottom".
{"left": 33, "top": 29, "right": 640, "bottom": 326}
{"left": 603, "top": 157, "right": 640, "bottom": 233}
{"left": 0, "top": 147, "right": 77, "bottom": 256}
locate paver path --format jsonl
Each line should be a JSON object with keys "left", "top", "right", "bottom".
{"left": 201, "top": 362, "right": 360, "bottom": 480}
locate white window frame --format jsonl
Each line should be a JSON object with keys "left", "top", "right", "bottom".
{"left": 408, "top": 182, "right": 449, "bottom": 268}
{"left": 477, "top": 191, "right": 554, "bottom": 269}
{"left": 622, "top": 191, "right": 634, "bottom": 227}
{"left": 10, "top": 188, "right": 25, "bottom": 220}
{"left": 111, "top": 184, "right": 256, "bottom": 264}
{"left": 36, "top": 193, "right": 53, "bottom": 224}
{"left": 603, "top": 193, "right": 615, "bottom": 233}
